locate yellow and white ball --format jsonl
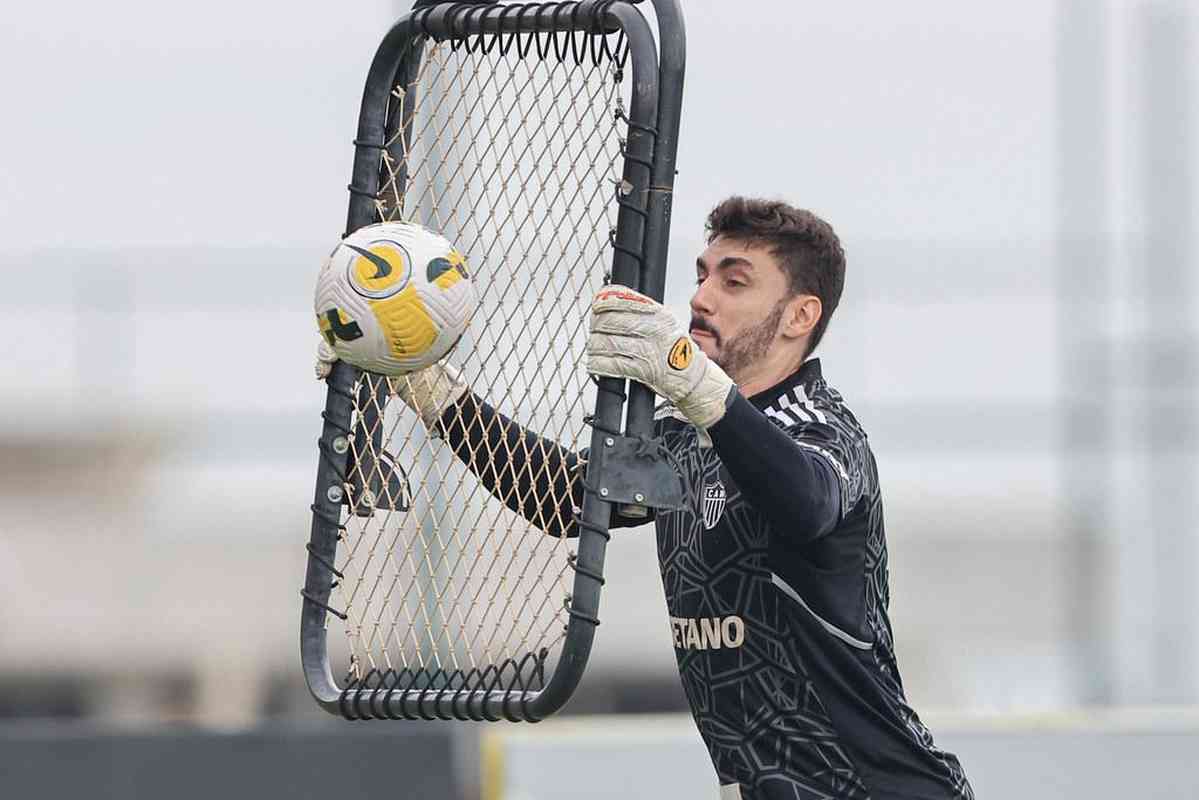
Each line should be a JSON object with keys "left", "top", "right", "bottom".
{"left": 315, "top": 221, "right": 475, "bottom": 375}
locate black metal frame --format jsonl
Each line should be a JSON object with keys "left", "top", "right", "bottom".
{"left": 301, "top": 0, "right": 686, "bottom": 722}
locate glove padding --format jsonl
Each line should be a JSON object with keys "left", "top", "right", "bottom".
{"left": 586, "top": 285, "right": 735, "bottom": 429}
{"left": 315, "top": 342, "right": 468, "bottom": 432}
{"left": 393, "top": 361, "right": 469, "bottom": 430}
{"left": 315, "top": 340, "right": 338, "bottom": 380}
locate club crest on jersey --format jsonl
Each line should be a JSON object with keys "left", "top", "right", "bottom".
{"left": 702, "top": 479, "right": 726, "bottom": 530}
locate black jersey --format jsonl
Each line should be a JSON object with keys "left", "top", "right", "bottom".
{"left": 654, "top": 359, "right": 972, "bottom": 800}
{"left": 436, "top": 360, "right": 971, "bottom": 798}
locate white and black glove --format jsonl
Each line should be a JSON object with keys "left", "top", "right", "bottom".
{"left": 315, "top": 340, "right": 339, "bottom": 381}
{"left": 586, "top": 285, "right": 735, "bottom": 429}
{"left": 315, "top": 342, "right": 468, "bottom": 431}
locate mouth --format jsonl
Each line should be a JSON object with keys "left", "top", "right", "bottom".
{"left": 690, "top": 316, "right": 719, "bottom": 346}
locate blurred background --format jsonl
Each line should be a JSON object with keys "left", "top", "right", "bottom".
{"left": 1, "top": 0, "right": 1197, "bottom": 797}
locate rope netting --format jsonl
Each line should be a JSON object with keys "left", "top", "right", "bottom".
{"left": 327, "top": 27, "right": 631, "bottom": 695}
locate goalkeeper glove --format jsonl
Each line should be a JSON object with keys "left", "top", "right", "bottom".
{"left": 586, "top": 285, "right": 735, "bottom": 429}
{"left": 315, "top": 341, "right": 468, "bottom": 431}
{"left": 315, "top": 340, "right": 338, "bottom": 380}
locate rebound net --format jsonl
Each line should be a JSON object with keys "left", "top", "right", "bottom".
{"left": 307, "top": 4, "right": 656, "bottom": 722}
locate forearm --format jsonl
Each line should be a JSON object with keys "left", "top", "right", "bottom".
{"left": 708, "top": 393, "right": 841, "bottom": 539}
{"left": 437, "top": 393, "right": 584, "bottom": 538}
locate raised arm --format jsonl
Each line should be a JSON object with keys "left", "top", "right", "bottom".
{"left": 708, "top": 394, "right": 841, "bottom": 540}
{"left": 586, "top": 286, "right": 841, "bottom": 540}
{"left": 436, "top": 389, "right": 583, "bottom": 538}
{"left": 319, "top": 345, "right": 627, "bottom": 537}
{"left": 376, "top": 360, "right": 587, "bottom": 538}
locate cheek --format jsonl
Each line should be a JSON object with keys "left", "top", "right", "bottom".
{"left": 721, "top": 294, "right": 780, "bottom": 345}
{"left": 718, "top": 298, "right": 761, "bottom": 340}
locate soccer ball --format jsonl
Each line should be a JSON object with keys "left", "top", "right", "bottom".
{"left": 315, "top": 221, "right": 476, "bottom": 375}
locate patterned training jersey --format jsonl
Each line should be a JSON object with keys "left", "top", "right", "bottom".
{"left": 653, "top": 359, "right": 973, "bottom": 800}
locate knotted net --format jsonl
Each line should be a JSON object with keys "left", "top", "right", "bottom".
{"left": 325, "top": 23, "right": 633, "bottom": 707}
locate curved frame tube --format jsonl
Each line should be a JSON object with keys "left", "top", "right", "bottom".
{"left": 302, "top": 0, "right": 683, "bottom": 722}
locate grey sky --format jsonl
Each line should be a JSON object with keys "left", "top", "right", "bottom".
{"left": 3, "top": 0, "right": 1055, "bottom": 254}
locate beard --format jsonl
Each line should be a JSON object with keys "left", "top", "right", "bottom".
{"left": 695, "top": 298, "right": 787, "bottom": 382}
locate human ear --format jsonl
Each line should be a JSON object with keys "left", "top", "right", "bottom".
{"left": 782, "top": 295, "right": 822, "bottom": 340}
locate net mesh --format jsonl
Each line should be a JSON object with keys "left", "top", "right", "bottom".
{"left": 328, "top": 29, "right": 630, "bottom": 692}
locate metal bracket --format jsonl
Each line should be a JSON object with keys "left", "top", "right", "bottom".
{"left": 592, "top": 433, "right": 684, "bottom": 512}
{"left": 344, "top": 449, "right": 411, "bottom": 515}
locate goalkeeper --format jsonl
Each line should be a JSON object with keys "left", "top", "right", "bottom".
{"left": 319, "top": 197, "right": 973, "bottom": 800}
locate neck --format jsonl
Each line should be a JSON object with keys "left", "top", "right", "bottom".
{"left": 734, "top": 346, "right": 807, "bottom": 398}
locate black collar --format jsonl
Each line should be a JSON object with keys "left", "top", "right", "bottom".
{"left": 748, "top": 358, "right": 824, "bottom": 412}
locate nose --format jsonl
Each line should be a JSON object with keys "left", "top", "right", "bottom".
{"left": 690, "top": 275, "right": 716, "bottom": 317}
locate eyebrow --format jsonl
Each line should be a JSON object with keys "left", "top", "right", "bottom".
{"left": 696, "top": 255, "right": 755, "bottom": 273}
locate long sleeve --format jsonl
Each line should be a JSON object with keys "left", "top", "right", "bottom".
{"left": 437, "top": 392, "right": 584, "bottom": 538}
{"left": 707, "top": 393, "right": 842, "bottom": 540}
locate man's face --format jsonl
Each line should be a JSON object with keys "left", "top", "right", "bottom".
{"left": 689, "top": 236, "right": 793, "bottom": 380}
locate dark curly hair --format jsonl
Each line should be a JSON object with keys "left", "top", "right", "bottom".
{"left": 705, "top": 196, "right": 846, "bottom": 356}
